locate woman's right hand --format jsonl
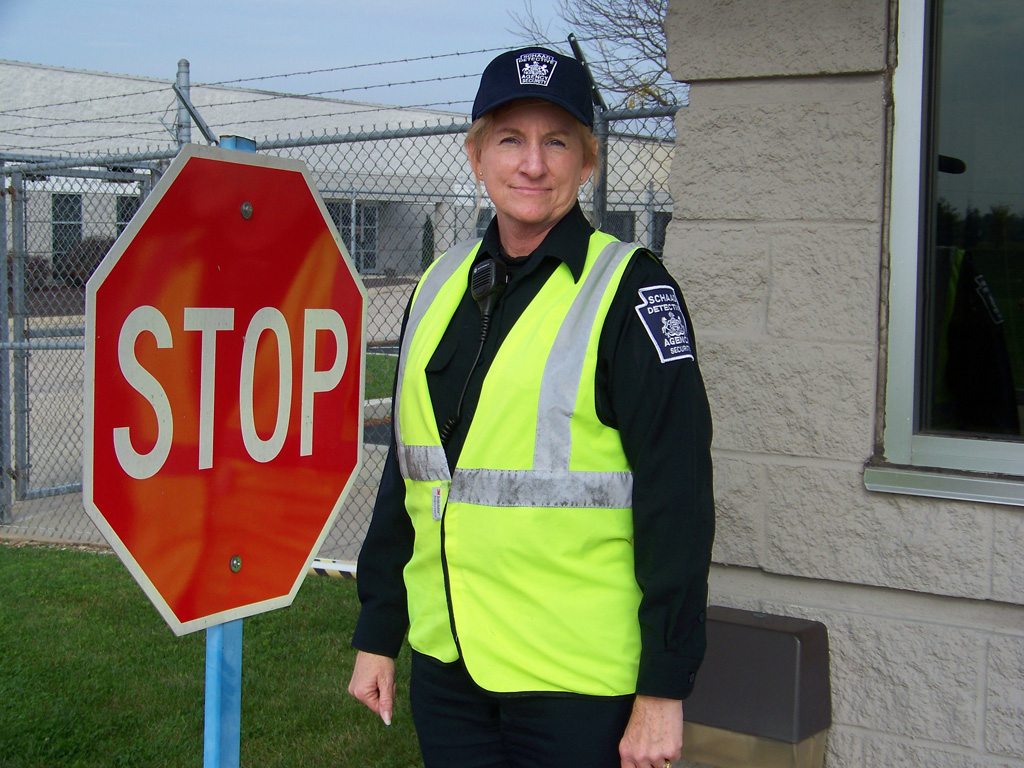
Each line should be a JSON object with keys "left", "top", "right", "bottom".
{"left": 347, "top": 650, "right": 397, "bottom": 726}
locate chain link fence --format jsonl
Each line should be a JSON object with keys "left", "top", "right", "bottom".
{"left": 0, "top": 106, "right": 677, "bottom": 565}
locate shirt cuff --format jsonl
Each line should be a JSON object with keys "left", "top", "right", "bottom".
{"left": 351, "top": 607, "right": 408, "bottom": 659}
{"left": 636, "top": 649, "right": 705, "bottom": 700}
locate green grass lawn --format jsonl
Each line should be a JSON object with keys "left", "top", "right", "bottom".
{"left": 365, "top": 353, "right": 398, "bottom": 402}
{"left": 0, "top": 542, "right": 421, "bottom": 768}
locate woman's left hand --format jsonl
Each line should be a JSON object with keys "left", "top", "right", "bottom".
{"left": 618, "top": 695, "right": 683, "bottom": 768}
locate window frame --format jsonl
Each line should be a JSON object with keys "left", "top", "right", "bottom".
{"left": 324, "top": 198, "right": 380, "bottom": 274}
{"left": 865, "top": 0, "right": 1024, "bottom": 506}
{"left": 350, "top": 201, "right": 379, "bottom": 274}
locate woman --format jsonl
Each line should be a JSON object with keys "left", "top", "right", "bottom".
{"left": 348, "top": 46, "right": 714, "bottom": 768}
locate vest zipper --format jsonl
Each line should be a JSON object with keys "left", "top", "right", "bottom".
{"left": 437, "top": 502, "right": 463, "bottom": 654}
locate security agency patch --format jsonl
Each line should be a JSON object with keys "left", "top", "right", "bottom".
{"left": 516, "top": 52, "right": 557, "bottom": 86}
{"left": 635, "top": 285, "right": 694, "bottom": 363}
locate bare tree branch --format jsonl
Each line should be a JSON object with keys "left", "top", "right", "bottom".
{"left": 506, "top": 0, "right": 680, "bottom": 109}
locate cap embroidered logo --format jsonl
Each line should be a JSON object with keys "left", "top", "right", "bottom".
{"left": 516, "top": 52, "right": 557, "bottom": 86}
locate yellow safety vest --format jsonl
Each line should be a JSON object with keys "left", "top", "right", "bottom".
{"left": 395, "top": 230, "right": 642, "bottom": 695}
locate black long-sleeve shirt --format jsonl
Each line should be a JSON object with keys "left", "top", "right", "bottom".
{"left": 352, "top": 203, "right": 715, "bottom": 699}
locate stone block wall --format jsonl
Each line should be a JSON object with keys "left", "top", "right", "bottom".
{"left": 664, "top": 1, "right": 1024, "bottom": 765}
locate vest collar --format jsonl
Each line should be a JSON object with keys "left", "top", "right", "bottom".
{"left": 477, "top": 201, "right": 594, "bottom": 283}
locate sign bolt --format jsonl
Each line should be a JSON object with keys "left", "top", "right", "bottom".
{"left": 240, "top": 201, "right": 253, "bottom": 220}
{"left": 230, "top": 555, "right": 242, "bottom": 573}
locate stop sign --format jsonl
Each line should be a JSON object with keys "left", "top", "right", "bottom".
{"left": 84, "top": 144, "right": 366, "bottom": 635}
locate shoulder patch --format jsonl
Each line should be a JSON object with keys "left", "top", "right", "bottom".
{"left": 634, "top": 285, "right": 694, "bottom": 363}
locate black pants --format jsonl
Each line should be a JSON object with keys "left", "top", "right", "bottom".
{"left": 409, "top": 651, "right": 634, "bottom": 768}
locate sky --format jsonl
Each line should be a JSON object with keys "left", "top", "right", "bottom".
{"left": 0, "top": 0, "right": 569, "bottom": 112}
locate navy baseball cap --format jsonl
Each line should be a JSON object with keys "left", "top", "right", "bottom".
{"left": 472, "top": 46, "right": 594, "bottom": 128}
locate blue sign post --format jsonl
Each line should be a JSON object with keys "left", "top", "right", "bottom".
{"left": 204, "top": 619, "right": 244, "bottom": 768}
{"left": 203, "top": 134, "right": 253, "bottom": 768}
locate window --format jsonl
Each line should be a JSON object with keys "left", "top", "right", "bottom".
{"left": 867, "top": 0, "right": 1024, "bottom": 504}
{"left": 116, "top": 195, "right": 140, "bottom": 235}
{"left": 326, "top": 200, "right": 379, "bottom": 273}
{"left": 603, "top": 211, "right": 636, "bottom": 243}
{"left": 51, "top": 193, "right": 82, "bottom": 284}
{"left": 52, "top": 193, "right": 82, "bottom": 256}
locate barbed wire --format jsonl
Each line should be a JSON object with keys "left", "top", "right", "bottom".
{"left": 204, "top": 41, "right": 548, "bottom": 87}
{"left": 0, "top": 36, "right": 584, "bottom": 119}
{"left": 0, "top": 85, "right": 172, "bottom": 118}
{"left": 0, "top": 95, "right": 475, "bottom": 154}
{"left": 0, "top": 63, "right": 490, "bottom": 141}
{"left": 0, "top": 88, "right": 476, "bottom": 150}
{"left": 0, "top": 97, "right": 480, "bottom": 154}
{"left": 0, "top": 36, "right": 660, "bottom": 156}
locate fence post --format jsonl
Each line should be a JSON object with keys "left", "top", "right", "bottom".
{"left": 592, "top": 111, "right": 609, "bottom": 231}
{"left": 646, "top": 181, "right": 655, "bottom": 252}
{"left": 9, "top": 172, "right": 27, "bottom": 503}
{"left": 0, "top": 162, "right": 9, "bottom": 522}
{"left": 176, "top": 59, "right": 192, "bottom": 148}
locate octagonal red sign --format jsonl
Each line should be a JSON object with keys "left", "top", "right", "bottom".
{"left": 84, "top": 144, "right": 366, "bottom": 635}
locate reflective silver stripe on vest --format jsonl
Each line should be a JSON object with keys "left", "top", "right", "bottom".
{"left": 451, "top": 467, "right": 634, "bottom": 509}
{"left": 449, "top": 239, "right": 639, "bottom": 510}
{"left": 534, "top": 239, "right": 636, "bottom": 472}
{"left": 394, "top": 239, "right": 479, "bottom": 483}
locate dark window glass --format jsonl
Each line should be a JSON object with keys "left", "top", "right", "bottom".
{"left": 116, "top": 195, "right": 140, "bottom": 234}
{"left": 651, "top": 211, "right": 671, "bottom": 257}
{"left": 919, "top": 0, "right": 1024, "bottom": 438}
{"left": 603, "top": 211, "right": 635, "bottom": 242}
{"left": 51, "top": 193, "right": 82, "bottom": 257}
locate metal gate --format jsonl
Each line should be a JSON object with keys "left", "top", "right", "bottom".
{"left": 0, "top": 104, "right": 678, "bottom": 563}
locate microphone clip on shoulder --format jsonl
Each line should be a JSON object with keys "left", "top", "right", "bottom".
{"left": 470, "top": 257, "right": 507, "bottom": 319}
